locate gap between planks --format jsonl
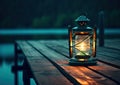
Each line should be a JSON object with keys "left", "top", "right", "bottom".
{"left": 37, "top": 40, "right": 120, "bottom": 84}
{"left": 27, "top": 40, "right": 119, "bottom": 85}
{"left": 17, "top": 41, "right": 72, "bottom": 85}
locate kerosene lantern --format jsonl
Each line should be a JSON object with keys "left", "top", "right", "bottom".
{"left": 68, "top": 15, "right": 97, "bottom": 65}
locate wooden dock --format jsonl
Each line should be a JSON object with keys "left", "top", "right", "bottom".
{"left": 15, "top": 39, "right": 120, "bottom": 85}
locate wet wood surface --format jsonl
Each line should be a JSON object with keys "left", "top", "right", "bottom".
{"left": 16, "top": 39, "right": 120, "bottom": 85}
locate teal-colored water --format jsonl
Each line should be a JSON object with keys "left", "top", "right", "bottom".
{"left": 0, "top": 28, "right": 120, "bottom": 35}
{"left": 0, "top": 44, "right": 36, "bottom": 85}
{"left": 0, "top": 28, "right": 119, "bottom": 85}
{"left": 0, "top": 62, "right": 14, "bottom": 85}
{"left": 0, "top": 29, "right": 67, "bottom": 35}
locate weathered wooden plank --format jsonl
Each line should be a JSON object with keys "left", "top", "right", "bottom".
{"left": 39, "top": 40, "right": 69, "bottom": 57}
{"left": 97, "top": 55, "right": 120, "bottom": 68}
{"left": 37, "top": 40, "right": 120, "bottom": 84}
{"left": 28, "top": 41, "right": 118, "bottom": 85}
{"left": 105, "top": 39, "right": 120, "bottom": 49}
{"left": 48, "top": 40, "right": 120, "bottom": 68}
{"left": 88, "top": 62, "right": 120, "bottom": 84}
{"left": 17, "top": 41, "right": 72, "bottom": 85}
{"left": 42, "top": 40, "right": 120, "bottom": 69}
{"left": 98, "top": 47, "right": 120, "bottom": 55}
{"left": 97, "top": 48, "right": 120, "bottom": 59}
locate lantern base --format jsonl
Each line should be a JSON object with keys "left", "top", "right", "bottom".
{"left": 69, "top": 58, "right": 97, "bottom": 66}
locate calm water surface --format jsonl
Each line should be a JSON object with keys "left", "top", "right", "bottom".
{"left": 0, "top": 28, "right": 120, "bottom": 35}
{"left": 0, "top": 44, "right": 36, "bottom": 85}
{"left": 0, "top": 28, "right": 120, "bottom": 85}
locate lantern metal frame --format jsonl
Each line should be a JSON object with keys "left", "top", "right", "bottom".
{"left": 69, "top": 26, "right": 97, "bottom": 65}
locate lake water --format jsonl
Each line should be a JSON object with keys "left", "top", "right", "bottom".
{"left": 0, "top": 28, "right": 120, "bottom": 35}
{"left": 0, "top": 28, "right": 120, "bottom": 85}
{"left": 0, "top": 44, "right": 36, "bottom": 85}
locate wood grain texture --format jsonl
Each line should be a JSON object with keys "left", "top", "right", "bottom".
{"left": 43, "top": 40, "right": 120, "bottom": 84}
{"left": 16, "top": 39, "right": 120, "bottom": 85}
{"left": 47, "top": 40, "right": 120, "bottom": 67}
{"left": 17, "top": 41, "right": 72, "bottom": 85}
{"left": 28, "top": 40, "right": 119, "bottom": 85}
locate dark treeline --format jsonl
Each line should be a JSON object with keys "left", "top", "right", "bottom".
{"left": 0, "top": 0, "right": 120, "bottom": 28}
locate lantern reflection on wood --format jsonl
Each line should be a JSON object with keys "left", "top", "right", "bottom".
{"left": 69, "top": 15, "right": 97, "bottom": 65}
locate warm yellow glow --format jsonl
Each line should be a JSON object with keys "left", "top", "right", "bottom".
{"left": 78, "top": 59, "right": 85, "bottom": 61}
{"left": 80, "top": 32, "right": 85, "bottom": 34}
{"left": 70, "top": 31, "right": 72, "bottom": 46}
{"left": 92, "top": 28, "right": 96, "bottom": 57}
{"left": 76, "top": 78, "right": 89, "bottom": 85}
{"left": 79, "top": 42, "right": 87, "bottom": 51}
{"left": 69, "top": 29, "right": 73, "bottom": 58}
{"left": 75, "top": 41, "right": 90, "bottom": 56}
{"left": 75, "top": 32, "right": 89, "bottom": 35}
{"left": 75, "top": 69, "right": 95, "bottom": 85}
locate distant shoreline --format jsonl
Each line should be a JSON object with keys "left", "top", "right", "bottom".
{"left": 0, "top": 28, "right": 120, "bottom": 35}
{"left": 0, "top": 28, "right": 119, "bottom": 43}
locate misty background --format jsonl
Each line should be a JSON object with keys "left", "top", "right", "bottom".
{"left": 0, "top": 0, "right": 120, "bottom": 85}
{"left": 0, "top": 0, "right": 120, "bottom": 28}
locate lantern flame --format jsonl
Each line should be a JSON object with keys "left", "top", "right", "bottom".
{"left": 75, "top": 35, "right": 90, "bottom": 56}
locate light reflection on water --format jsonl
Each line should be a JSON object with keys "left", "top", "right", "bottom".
{"left": 0, "top": 44, "right": 36, "bottom": 85}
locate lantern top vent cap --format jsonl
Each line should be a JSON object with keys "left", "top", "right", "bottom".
{"left": 75, "top": 15, "right": 90, "bottom": 22}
